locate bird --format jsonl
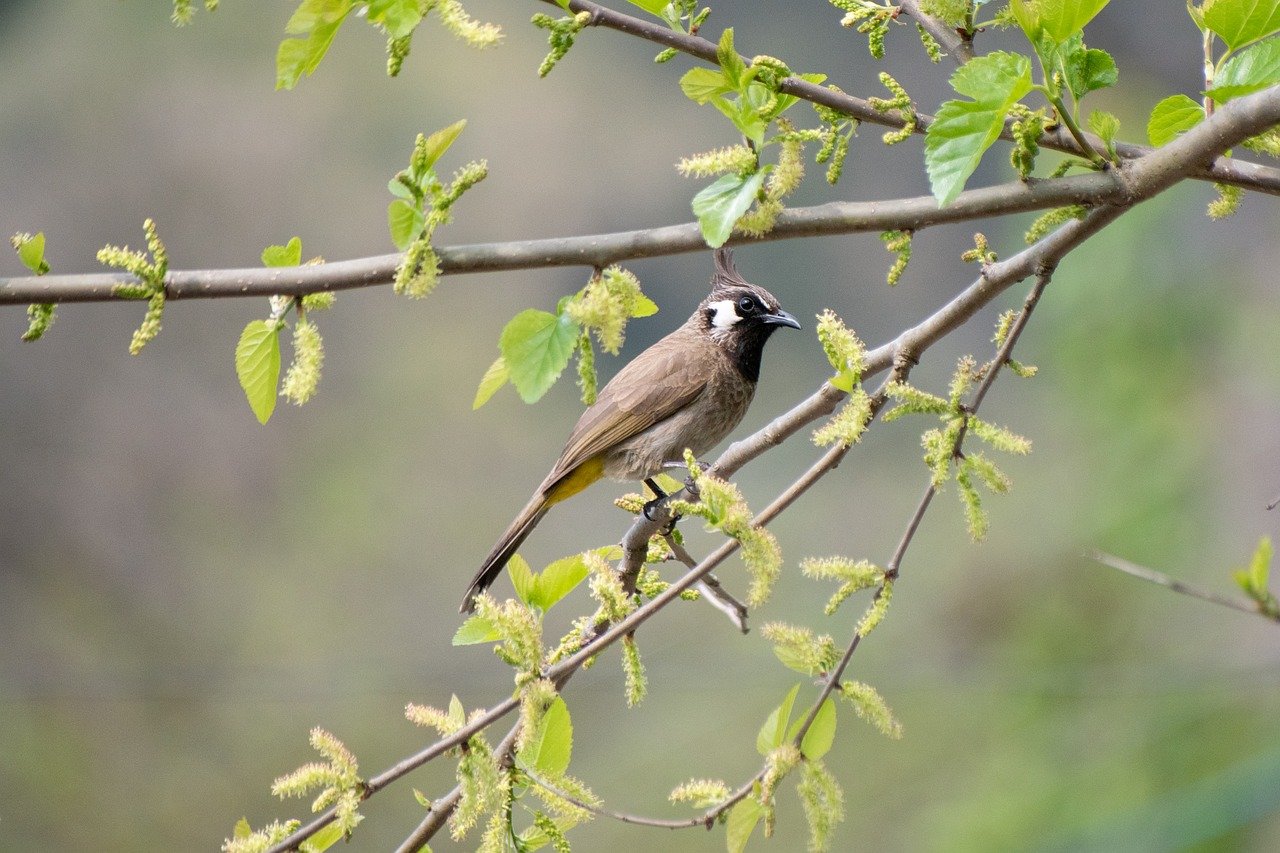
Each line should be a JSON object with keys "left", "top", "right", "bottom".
{"left": 461, "top": 247, "right": 799, "bottom": 613}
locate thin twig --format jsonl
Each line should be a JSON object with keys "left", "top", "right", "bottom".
{"left": 522, "top": 770, "right": 714, "bottom": 830}
{"left": 1087, "top": 550, "right": 1277, "bottom": 620}
{"left": 665, "top": 532, "right": 750, "bottom": 633}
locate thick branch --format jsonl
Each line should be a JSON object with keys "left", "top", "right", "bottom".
{"left": 898, "top": 0, "right": 975, "bottom": 63}
{"left": 0, "top": 171, "right": 1124, "bottom": 304}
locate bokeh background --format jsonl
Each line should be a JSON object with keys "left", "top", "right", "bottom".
{"left": 3, "top": 2, "right": 1280, "bottom": 850}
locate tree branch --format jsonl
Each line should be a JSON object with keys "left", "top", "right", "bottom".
{"left": 898, "top": 0, "right": 975, "bottom": 64}
{"left": 546, "top": 0, "right": 1280, "bottom": 195}
{"left": 1088, "top": 550, "right": 1280, "bottom": 622}
{"left": 262, "top": 66, "right": 1280, "bottom": 853}
{"left": 0, "top": 171, "right": 1127, "bottom": 304}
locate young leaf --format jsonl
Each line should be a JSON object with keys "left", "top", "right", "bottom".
{"left": 680, "top": 67, "right": 734, "bottom": 103}
{"left": 453, "top": 614, "right": 502, "bottom": 645}
{"left": 625, "top": 0, "right": 669, "bottom": 15}
{"left": 276, "top": 14, "right": 349, "bottom": 90}
{"left": 1009, "top": 0, "right": 1110, "bottom": 45}
{"left": 716, "top": 28, "right": 750, "bottom": 92}
{"left": 1087, "top": 109, "right": 1119, "bottom": 156}
{"left": 261, "top": 236, "right": 302, "bottom": 268}
{"left": 16, "top": 232, "right": 48, "bottom": 274}
{"left": 725, "top": 798, "right": 763, "bottom": 853}
{"left": 691, "top": 170, "right": 767, "bottom": 248}
{"left": 473, "top": 356, "right": 509, "bottom": 409}
{"left": 500, "top": 309, "right": 580, "bottom": 403}
{"left": 1066, "top": 46, "right": 1118, "bottom": 98}
{"left": 926, "top": 52, "right": 1033, "bottom": 206}
{"left": 533, "top": 554, "right": 590, "bottom": 611}
{"left": 419, "top": 119, "right": 468, "bottom": 171}
{"left": 1208, "top": 38, "right": 1280, "bottom": 101}
{"left": 1249, "top": 536, "right": 1273, "bottom": 593}
{"left": 365, "top": 0, "right": 423, "bottom": 39}
{"left": 387, "top": 199, "right": 426, "bottom": 251}
{"left": 509, "top": 554, "right": 537, "bottom": 606}
{"left": 799, "top": 698, "right": 838, "bottom": 761}
{"left": 1203, "top": 0, "right": 1280, "bottom": 52}
{"left": 235, "top": 320, "right": 282, "bottom": 424}
{"left": 518, "top": 695, "right": 572, "bottom": 777}
{"left": 1146, "top": 94, "right": 1204, "bottom": 146}
{"left": 756, "top": 683, "right": 801, "bottom": 756}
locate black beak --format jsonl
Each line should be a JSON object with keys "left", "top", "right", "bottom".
{"left": 762, "top": 310, "right": 801, "bottom": 330}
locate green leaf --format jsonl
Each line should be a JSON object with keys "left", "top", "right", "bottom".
{"left": 519, "top": 696, "right": 572, "bottom": 777}
{"left": 235, "top": 320, "right": 282, "bottom": 424}
{"left": 419, "top": 119, "right": 468, "bottom": 172}
{"left": 713, "top": 96, "right": 769, "bottom": 147}
{"left": 533, "top": 554, "right": 591, "bottom": 611}
{"left": 1250, "top": 536, "right": 1273, "bottom": 593}
{"left": 926, "top": 51, "right": 1033, "bottom": 207}
{"left": 1208, "top": 38, "right": 1280, "bottom": 101}
{"left": 276, "top": 13, "right": 349, "bottom": 90}
{"left": 387, "top": 199, "right": 426, "bottom": 251}
{"left": 261, "top": 236, "right": 302, "bottom": 268}
{"left": 630, "top": 294, "right": 659, "bottom": 318}
{"left": 772, "top": 72, "right": 828, "bottom": 116}
{"left": 800, "top": 698, "right": 838, "bottom": 760}
{"left": 1087, "top": 109, "right": 1120, "bottom": 155}
{"left": 1146, "top": 94, "right": 1204, "bottom": 146}
{"left": 452, "top": 614, "right": 502, "bottom": 645}
{"left": 691, "top": 170, "right": 767, "bottom": 248}
{"left": 716, "top": 28, "right": 750, "bottom": 92}
{"left": 387, "top": 178, "right": 414, "bottom": 200}
{"left": 625, "top": 0, "right": 669, "bottom": 16}
{"left": 949, "top": 50, "right": 1034, "bottom": 100}
{"left": 756, "top": 683, "right": 800, "bottom": 756}
{"left": 303, "top": 821, "right": 345, "bottom": 852}
{"left": 1009, "top": 0, "right": 1110, "bottom": 45}
{"left": 500, "top": 309, "right": 580, "bottom": 403}
{"left": 413, "top": 788, "right": 432, "bottom": 808}
{"left": 1204, "top": 0, "right": 1280, "bottom": 52}
{"left": 448, "top": 694, "right": 466, "bottom": 727}
{"left": 509, "top": 554, "right": 537, "bottom": 605}
{"left": 680, "top": 67, "right": 734, "bottom": 104}
{"left": 473, "top": 356, "right": 509, "bottom": 410}
{"left": 725, "top": 798, "right": 763, "bottom": 853}
{"left": 285, "top": 0, "right": 353, "bottom": 34}
{"left": 1066, "top": 46, "right": 1118, "bottom": 98}
{"left": 366, "top": 0, "right": 423, "bottom": 39}
{"left": 16, "top": 231, "right": 47, "bottom": 274}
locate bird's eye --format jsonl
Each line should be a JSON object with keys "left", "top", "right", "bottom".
{"left": 736, "top": 295, "right": 757, "bottom": 314}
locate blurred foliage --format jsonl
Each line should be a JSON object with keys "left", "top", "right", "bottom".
{"left": 1, "top": 2, "right": 1279, "bottom": 851}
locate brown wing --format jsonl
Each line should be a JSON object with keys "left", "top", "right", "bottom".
{"left": 539, "top": 329, "right": 709, "bottom": 493}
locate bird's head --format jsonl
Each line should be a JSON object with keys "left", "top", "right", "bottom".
{"left": 697, "top": 248, "right": 800, "bottom": 382}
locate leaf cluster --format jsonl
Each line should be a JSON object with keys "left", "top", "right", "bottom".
{"left": 387, "top": 120, "right": 487, "bottom": 298}
{"left": 476, "top": 266, "right": 657, "bottom": 408}
{"left": 277, "top": 0, "right": 500, "bottom": 90}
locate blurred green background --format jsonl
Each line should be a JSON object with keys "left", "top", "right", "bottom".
{"left": 2, "top": 2, "right": 1279, "bottom": 850}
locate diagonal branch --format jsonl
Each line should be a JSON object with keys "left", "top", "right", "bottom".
{"left": 898, "top": 0, "right": 975, "bottom": 64}
{"left": 263, "top": 76, "right": 1280, "bottom": 853}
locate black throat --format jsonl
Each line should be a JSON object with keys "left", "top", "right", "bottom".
{"left": 726, "top": 322, "right": 780, "bottom": 383}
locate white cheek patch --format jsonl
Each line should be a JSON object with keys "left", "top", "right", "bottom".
{"left": 707, "top": 299, "right": 741, "bottom": 330}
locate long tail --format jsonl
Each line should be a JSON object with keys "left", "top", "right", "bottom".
{"left": 460, "top": 492, "right": 551, "bottom": 613}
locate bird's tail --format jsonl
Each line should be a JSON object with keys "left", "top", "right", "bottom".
{"left": 460, "top": 492, "right": 550, "bottom": 613}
